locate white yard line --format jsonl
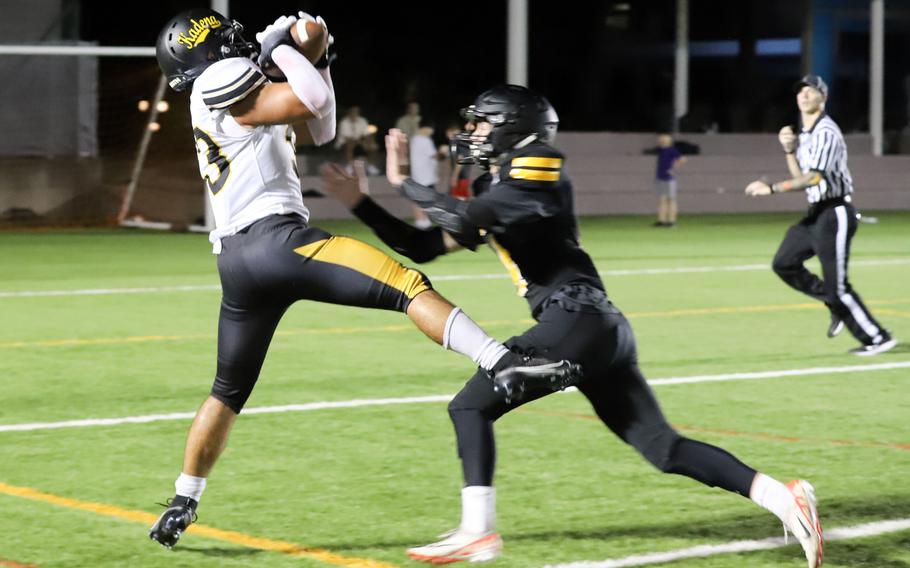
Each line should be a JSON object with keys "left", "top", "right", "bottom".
{"left": 0, "top": 284, "right": 221, "bottom": 298}
{"left": 2, "top": 361, "right": 908, "bottom": 433}
{"left": 542, "top": 518, "right": 910, "bottom": 568}
{"left": 2, "top": 258, "right": 908, "bottom": 298}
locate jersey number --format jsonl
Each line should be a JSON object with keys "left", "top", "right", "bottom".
{"left": 193, "top": 127, "right": 230, "bottom": 195}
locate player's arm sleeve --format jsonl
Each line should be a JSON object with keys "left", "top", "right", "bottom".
{"left": 302, "top": 66, "right": 335, "bottom": 146}
{"left": 198, "top": 59, "right": 267, "bottom": 110}
{"left": 271, "top": 45, "right": 334, "bottom": 120}
{"left": 400, "top": 179, "right": 483, "bottom": 250}
{"left": 351, "top": 196, "right": 452, "bottom": 263}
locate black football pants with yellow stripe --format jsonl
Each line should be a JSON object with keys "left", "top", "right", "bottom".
{"left": 212, "top": 213, "right": 431, "bottom": 413}
{"left": 447, "top": 285, "right": 757, "bottom": 497}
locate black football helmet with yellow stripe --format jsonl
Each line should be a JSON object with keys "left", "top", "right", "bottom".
{"left": 456, "top": 84, "right": 559, "bottom": 167}
{"left": 156, "top": 9, "right": 258, "bottom": 92}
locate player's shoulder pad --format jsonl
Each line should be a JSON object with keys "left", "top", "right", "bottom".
{"left": 195, "top": 58, "right": 266, "bottom": 110}
{"left": 500, "top": 142, "right": 566, "bottom": 189}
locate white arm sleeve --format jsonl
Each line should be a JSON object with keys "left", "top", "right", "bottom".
{"left": 271, "top": 44, "right": 334, "bottom": 120}
{"left": 304, "top": 67, "right": 336, "bottom": 146}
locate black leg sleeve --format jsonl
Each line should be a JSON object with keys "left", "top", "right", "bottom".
{"left": 447, "top": 367, "right": 551, "bottom": 486}
{"left": 582, "top": 363, "right": 756, "bottom": 498}
{"left": 665, "top": 438, "right": 757, "bottom": 497}
{"left": 447, "top": 369, "right": 502, "bottom": 486}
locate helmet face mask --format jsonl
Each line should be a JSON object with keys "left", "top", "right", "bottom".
{"left": 453, "top": 85, "right": 559, "bottom": 168}
{"left": 156, "top": 9, "right": 258, "bottom": 92}
{"left": 453, "top": 112, "right": 494, "bottom": 168}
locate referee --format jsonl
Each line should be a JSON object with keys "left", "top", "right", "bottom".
{"left": 745, "top": 74, "right": 896, "bottom": 356}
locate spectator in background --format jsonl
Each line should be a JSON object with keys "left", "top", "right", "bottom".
{"left": 445, "top": 123, "right": 472, "bottom": 200}
{"left": 408, "top": 118, "right": 445, "bottom": 228}
{"left": 336, "top": 105, "right": 379, "bottom": 173}
{"left": 654, "top": 132, "right": 686, "bottom": 227}
{"left": 395, "top": 101, "right": 422, "bottom": 138}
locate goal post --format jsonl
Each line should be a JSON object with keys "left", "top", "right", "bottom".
{"left": 0, "top": 43, "right": 213, "bottom": 230}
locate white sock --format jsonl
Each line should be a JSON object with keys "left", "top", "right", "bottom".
{"left": 174, "top": 473, "right": 207, "bottom": 502}
{"left": 442, "top": 308, "right": 509, "bottom": 371}
{"left": 749, "top": 473, "right": 792, "bottom": 522}
{"left": 460, "top": 486, "right": 495, "bottom": 534}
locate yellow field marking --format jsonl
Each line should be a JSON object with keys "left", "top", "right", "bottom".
{"left": 874, "top": 308, "right": 910, "bottom": 318}
{"left": 0, "top": 481, "right": 398, "bottom": 568}
{"left": 0, "top": 558, "right": 39, "bottom": 568}
{"left": 2, "top": 299, "right": 908, "bottom": 350}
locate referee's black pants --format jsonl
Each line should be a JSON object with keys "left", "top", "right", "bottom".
{"left": 212, "top": 213, "right": 432, "bottom": 413}
{"left": 772, "top": 201, "right": 887, "bottom": 345}
{"left": 447, "top": 285, "right": 757, "bottom": 497}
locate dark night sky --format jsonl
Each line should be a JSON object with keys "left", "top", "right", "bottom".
{"left": 75, "top": 0, "right": 910, "bottom": 135}
{"left": 81, "top": 0, "right": 514, "bottom": 133}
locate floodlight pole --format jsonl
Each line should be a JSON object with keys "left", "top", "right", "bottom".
{"left": 118, "top": 73, "right": 168, "bottom": 225}
{"left": 674, "top": 0, "right": 689, "bottom": 134}
{"left": 212, "top": 0, "right": 229, "bottom": 17}
{"left": 870, "top": 0, "right": 884, "bottom": 156}
{"left": 507, "top": 0, "right": 528, "bottom": 86}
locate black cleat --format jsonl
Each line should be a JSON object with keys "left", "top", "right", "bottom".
{"left": 827, "top": 314, "right": 844, "bottom": 338}
{"left": 490, "top": 352, "right": 583, "bottom": 404}
{"left": 149, "top": 496, "right": 198, "bottom": 549}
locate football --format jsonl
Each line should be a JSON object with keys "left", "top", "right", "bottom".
{"left": 296, "top": 19, "right": 328, "bottom": 64}
{"left": 261, "top": 20, "right": 328, "bottom": 81}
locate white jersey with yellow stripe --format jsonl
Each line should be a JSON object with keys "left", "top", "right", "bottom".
{"left": 189, "top": 57, "right": 310, "bottom": 251}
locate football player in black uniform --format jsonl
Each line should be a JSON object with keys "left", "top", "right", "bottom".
{"left": 322, "top": 85, "right": 823, "bottom": 567}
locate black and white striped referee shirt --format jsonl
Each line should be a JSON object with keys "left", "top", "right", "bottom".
{"left": 796, "top": 113, "right": 854, "bottom": 204}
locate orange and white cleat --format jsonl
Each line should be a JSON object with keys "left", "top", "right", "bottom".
{"left": 784, "top": 480, "right": 824, "bottom": 568}
{"left": 407, "top": 529, "right": 502, "bottom": 564}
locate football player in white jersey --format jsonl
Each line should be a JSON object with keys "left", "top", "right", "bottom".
{"left": 149, "top": 9, "right": 580, "bottom": 549}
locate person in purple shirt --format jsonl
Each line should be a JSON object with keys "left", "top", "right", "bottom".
{"left": 654, "top": 133, "right": 686, "bottom": 227}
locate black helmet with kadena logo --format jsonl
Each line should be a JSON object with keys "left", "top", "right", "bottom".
{"left": 156, "top": 9, "right": 258, "bottom": 92}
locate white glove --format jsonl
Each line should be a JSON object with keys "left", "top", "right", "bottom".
{"left": 255, "top": 15, "right": 299, "bottom": 44}
{"left": 256, "top": 15, "right": 298, "bottom": 72}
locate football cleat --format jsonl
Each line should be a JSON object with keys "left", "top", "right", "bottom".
{"left": 149, "top": 496, "right": 198, "bottom": 549}
{"left": 407, "top": 529, "right": 503, "bottom": 564}
{"left": 849, "top": 335, "right": 897, "bottom": 357}
{"left": 783, "top": 480, "right": 823, "bottom": 568}
{"left": 826, "top": 314, "right": 844, "bottom": 338}
{"left": 490, "top": 353, "right": 582, "bottom": 404}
